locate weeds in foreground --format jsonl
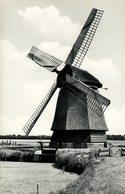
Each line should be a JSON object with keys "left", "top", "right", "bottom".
{"left": 55, "top": 150, "right": 95, "bottom": 175}
{"left": 0, "top": 149, "right": 34, "bottom": 162}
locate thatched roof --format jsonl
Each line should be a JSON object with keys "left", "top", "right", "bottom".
{"left": 72, "top": 66, "right": 102, "bottom": 88}
{"left": 51, "top": 88, "right": 108, "bottom": 131}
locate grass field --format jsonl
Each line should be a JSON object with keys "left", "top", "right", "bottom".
{"left": 0, "top": 140, "right": 125, "bottom": 193}
{"left": 0, "top": 162, "right": 78, "bottom": 194}
{"left": 49, "top": 140, "right": 125, "bottom": 194}
{"left": 51, "top": 157, "right": 125, "bottom": 194}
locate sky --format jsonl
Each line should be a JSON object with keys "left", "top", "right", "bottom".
{"left": 0, "top": 0, "right": 125, "bottom": 136}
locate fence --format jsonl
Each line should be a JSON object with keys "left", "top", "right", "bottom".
{"left": 94, "top": 148, "right": 125, "bottom": 158}
{"left": 94, "top": 148, "right": 112, "bottom": 158}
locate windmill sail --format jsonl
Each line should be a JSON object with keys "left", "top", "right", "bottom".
{"left": 27, "top": 46, "right": 63, "bottom": 72}
{"left": 22, "top": 82, "right": 57, "bottom": 135}
{"left": 65, "top": 8, "right": 104, "bottom": 68}
{"left": 65, "top": 75, "right": 110, "bottom": 117}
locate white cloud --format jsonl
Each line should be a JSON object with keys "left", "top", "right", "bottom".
{"left": 0, "top": 35, "right": 124, "bottom": 136}
{"left": 21, "top": 80, "right": 53, "bottom": 105}
{"left": 82, "top": 57, "right": 121, "bottom": 86}
{"left": 0, "top": 39, "right": 27, "bottom": 66}
{"left": 38, "top": 41, "right": 70, "bottom": 61}
{"left": 0, "top": 115, "right": 53, "bottom": 136}
{"left": 0, "top": 115, "right": 25, "bottom": 135}
{"left": 81, "top": 57, "right": 124, "bottom": 135}
{"left": 0, "top": 39, "right": 35, "bottom": 117}
{"left": 0, "top": 39, "right": 57, "bottom": 107}
{"left": 105, "top": 105, "right": 125, "bottom": 135}
{"left": 0, "top": 39, "right": 63, "bottom": 135}
{"left": 18, "top": 5, "right": 80, "bottom": 43}
{"left": 81, "top": 57, "right": 124, "bottom": 106}
{"left": 0, "top": 39, "right": 30, "bottom": 87}
{"left": 29, "top": 120, "right": 53, "bottom": 136}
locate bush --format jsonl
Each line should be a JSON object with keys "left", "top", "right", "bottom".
{"left": 55, "top": 150, "right": 94, "bottom": 174}
{"left": 0, "top": 150, "right": 22, "bottom": 161}
{"left": 0, "top": 149, "right": 34, "bottom": 162}
{"left": 55, "top": 150, "right": 71, "bottom": 168}
{"left": 21, "top": 151, "right": 34, "bottom": 162}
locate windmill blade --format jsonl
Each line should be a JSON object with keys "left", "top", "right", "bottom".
{"left": 64, "top": 75, "right": 110, "bottom": 117}
{"left": 22, "top": 82, "right": 57, "bottom": 135}
{"left": 65, "top": 8, "right": 104, "bottom": 68}
{"left": 27, "top": 46, "right": 63, "bottom": 72}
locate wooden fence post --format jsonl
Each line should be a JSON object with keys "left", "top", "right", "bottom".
{"left": 121, "top": 148, "right": 125, "bottom": 156}
{"left": 37, "top": 184, "right": 39, "bottom": 194}
{"left": 109, "top": 148, "right": 112, "bottom": 157}
{"left": 4, "top": 153, "right": 6, "bottom": 162}
{"left": 56, "top": 142, "right": 58, "bottom": 150}
{"left": 63, "top": 166, "right": 65, "bottom": 174}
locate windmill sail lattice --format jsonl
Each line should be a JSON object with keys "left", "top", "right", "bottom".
{"left": 22, "top": 82, "right": 57, "bottom": 135}
{"left": 27, "top": 46, "right": 63, "bottom": 72}
{"left": 65, "top": 8, "right": 104, "bottom": 68}
{"left": 65, "top": 75, "right": 110, "bottom": 117}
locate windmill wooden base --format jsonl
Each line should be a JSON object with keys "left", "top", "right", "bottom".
{"left": 51, "top": 88, "right": 108, "bottom": 148}
{"left": 51, "top": 130, "right": 107, "bottom": 148}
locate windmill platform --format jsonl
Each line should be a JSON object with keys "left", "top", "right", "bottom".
{"left": 33, "top": 148, "right": 56, "bottom": 162}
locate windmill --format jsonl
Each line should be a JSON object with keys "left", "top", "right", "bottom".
{"left": 22, "top": 8, "right": 110, "bottom": 148}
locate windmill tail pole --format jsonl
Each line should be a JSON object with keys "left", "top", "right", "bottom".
{"left": 22, "top": 82, "right": 57, "bottom": 136}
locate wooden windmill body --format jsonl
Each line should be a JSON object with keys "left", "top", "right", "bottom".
{"left": 51, "top": 66, "right": 109, "bottom": 148}
{"left": 23, "top": 8, "right": 110, "bottom": 148}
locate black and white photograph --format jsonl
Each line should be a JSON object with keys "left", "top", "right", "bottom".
{"left": 0, "top": 0, "right": 125, "bottom": 193}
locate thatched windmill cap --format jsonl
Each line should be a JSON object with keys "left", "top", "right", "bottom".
{"left": 72, "top": 66, "right": 102, "bottom": 89}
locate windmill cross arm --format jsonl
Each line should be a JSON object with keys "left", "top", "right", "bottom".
{"left": 66, "top": 74, "right": 110, "bottom": 106}
{"left": 27, "top": 46, "right": 63, "bottom": 72}
{"left": 65, "top": 8, "right": 104, "bottom": 68}
{"left": 22, "top": 82, "right": 57, "bottom": 135}
{"left": 65, "top": 74, "right": 110, "bottom": 117}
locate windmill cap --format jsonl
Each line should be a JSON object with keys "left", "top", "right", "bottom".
{"left": 72, "top": 66, "right": 103, "bottom": 88}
